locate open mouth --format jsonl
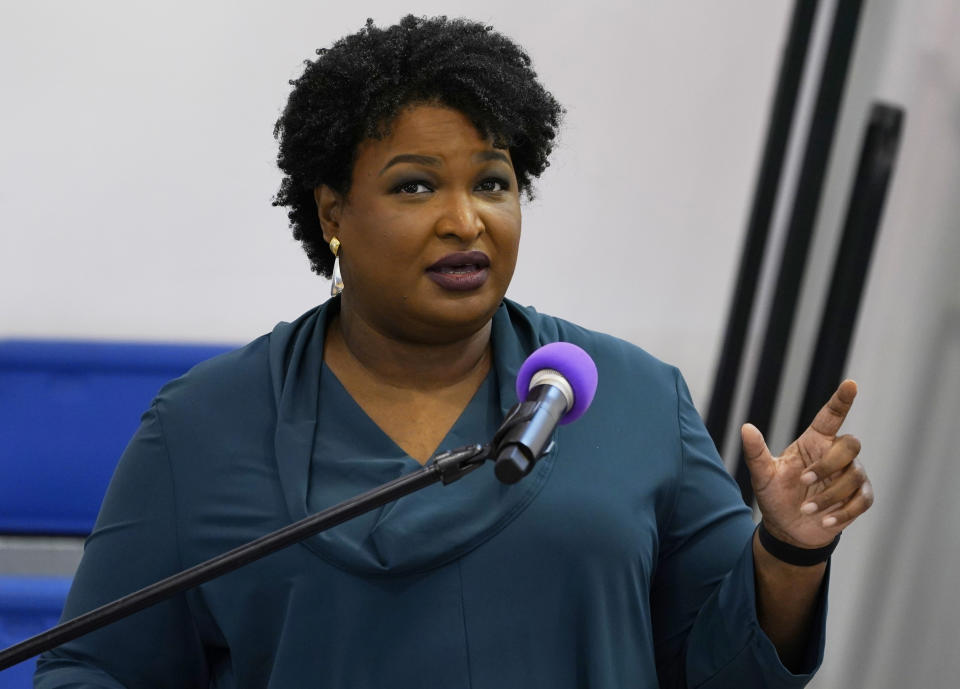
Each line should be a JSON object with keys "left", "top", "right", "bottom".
{"left": 426, "top": 251, "right": 491, "bottom": 291}
{"left": 426, "top": 251, "right": 491, "bottom": 274}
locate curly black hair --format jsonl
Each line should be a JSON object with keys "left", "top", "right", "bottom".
{"left": 272, "top": 14, "right": 566, "bottom": 277}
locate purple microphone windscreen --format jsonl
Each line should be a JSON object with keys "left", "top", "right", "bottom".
{"left": 515, "top": 342, "right": 598, "bottom": 424}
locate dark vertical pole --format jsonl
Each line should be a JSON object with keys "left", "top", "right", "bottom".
{"left": 793, "top": 103, "right": 904, "bottom": 439}
{"left": 735, "top": 0, "right": 865, "bottom": 504}
{"left": 705, "top": 0, "right": 820, "bottom": 453}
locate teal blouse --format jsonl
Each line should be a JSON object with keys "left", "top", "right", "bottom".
{"left": 35, "top": 298, "right": 827, "bottom": 688}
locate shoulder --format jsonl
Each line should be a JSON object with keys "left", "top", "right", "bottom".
{"left": 152, "top": 305, "right": 324, "bottom": 426}
{"left": 502, "top": 299, "right": 681, "bottom": 398}
{"left": 503, "top": 301, "right": 698, "bottom": 522}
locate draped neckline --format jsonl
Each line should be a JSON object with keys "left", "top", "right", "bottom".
{"left": 268, "top": 297, "right": 562, "bottom": 575}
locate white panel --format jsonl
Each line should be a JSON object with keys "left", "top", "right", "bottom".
{"left": 0, "top": 0, "right": 792, "bottom": 408}
{"left": 805, "top": 0, "right": 960, "bottom": 686}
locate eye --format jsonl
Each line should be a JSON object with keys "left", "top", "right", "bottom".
{"left": 476, "top": 177, "right": 511, "bottom": 193}
{"left": 392, "top": 180, "right": 433, "bottom": 195}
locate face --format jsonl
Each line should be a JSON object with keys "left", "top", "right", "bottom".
{"left": 316, "top": 103, "right": 522, "bottom": 344}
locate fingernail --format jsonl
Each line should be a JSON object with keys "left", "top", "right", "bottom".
{"left": 801, "top": 502, "right": 819, "bottom": 514}
{"left": 801, "top": 471, "right": 818, "bottom": 485}
{"left": 822, "top": 516, "right": 838, "bottom": 528}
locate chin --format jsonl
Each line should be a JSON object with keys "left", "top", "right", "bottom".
{"left": 415, "top": 292, "right": 503, "bottom": 339}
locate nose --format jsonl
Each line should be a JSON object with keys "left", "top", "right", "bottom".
{"left": 434, "top": 190, "right": 485, "bottom": 243}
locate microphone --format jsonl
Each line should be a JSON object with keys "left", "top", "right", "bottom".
{"left": 493, "top": 342, "right": 598, "bottom": 484}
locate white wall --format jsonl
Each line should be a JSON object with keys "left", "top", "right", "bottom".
{"left": 0, "top": 0, "right": 791, "bottom": 407}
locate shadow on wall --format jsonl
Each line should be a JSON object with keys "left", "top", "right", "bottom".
{"left": 842, "top": 307, "right": 960, "bottom": 688}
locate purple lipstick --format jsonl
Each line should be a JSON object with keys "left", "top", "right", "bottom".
{"left": 426, "top": 251, "right": 490, "bottom": 291}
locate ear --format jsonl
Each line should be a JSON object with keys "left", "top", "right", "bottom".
{"left": 314, "top": 185, "right": 344, "bottom": 244}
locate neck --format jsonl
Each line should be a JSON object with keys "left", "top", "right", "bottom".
{"left": 326, "top": 301, "right": 493, "bottom": 391}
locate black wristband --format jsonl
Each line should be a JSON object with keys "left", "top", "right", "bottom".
{"left": 757, "top": 520, "right": 840, "bottom": 566}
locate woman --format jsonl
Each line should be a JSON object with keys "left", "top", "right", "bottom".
{"left": 35, "top": 15, "right": 872, "bottom": 688}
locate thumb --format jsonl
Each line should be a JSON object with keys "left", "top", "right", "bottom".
{"left": 741, "top": 423, "right": 774, "bottom": 482}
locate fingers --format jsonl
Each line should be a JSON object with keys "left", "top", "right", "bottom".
{"left": 801, "top": 434, "right": 861, "bottom": 484}
{"left": 741, "top": 423, "right": 774, "bottom": 483}
{"left": 741, "top": 423, "right": 772, "bottom": 462}
{"left": 800, "top": 457, "right": 867, "bottom": 517}
{"left": 819, "top": 479, "right": 874, "bottom": 528}
{"left": 807, "top": 379, "right": 858, "bottom": 438}
{"left": 798, "top": 432, "right": 874, "bottom": 528}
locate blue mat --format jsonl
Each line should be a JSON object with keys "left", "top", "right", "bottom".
{"left": 0, "top": 339, "right": 234, "bottom": 535}
{"left": 0, "top": 339, "right": 234, "bottom": 687}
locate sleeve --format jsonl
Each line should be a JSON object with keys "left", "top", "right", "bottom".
{"left": 34, "top": 402, "right": 209, "bottom": 688}
{"left": 649, "top": 370, "right": 828, "bottom": 689}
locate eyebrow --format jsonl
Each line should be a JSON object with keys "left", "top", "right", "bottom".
{"left": 378, "top": 150, "right": 511, "bottom": 176}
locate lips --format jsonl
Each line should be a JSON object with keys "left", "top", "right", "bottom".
{"left": 426, "top": 251, "right": 491, "bottom": 291}
{"left": 426, "top": 251, "right": 491, "bottom": 273}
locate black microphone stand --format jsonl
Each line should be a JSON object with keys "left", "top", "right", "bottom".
{"left": 0, "top": 443, "right": 491, "bottom": 671}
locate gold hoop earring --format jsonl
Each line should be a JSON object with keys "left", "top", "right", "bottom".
{"left": 329, "top": 238, "right": 344, "bottom": 296}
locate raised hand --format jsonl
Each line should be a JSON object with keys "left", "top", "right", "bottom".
{"left": 741, "top": 380, "right": 874, "bottom": 549}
